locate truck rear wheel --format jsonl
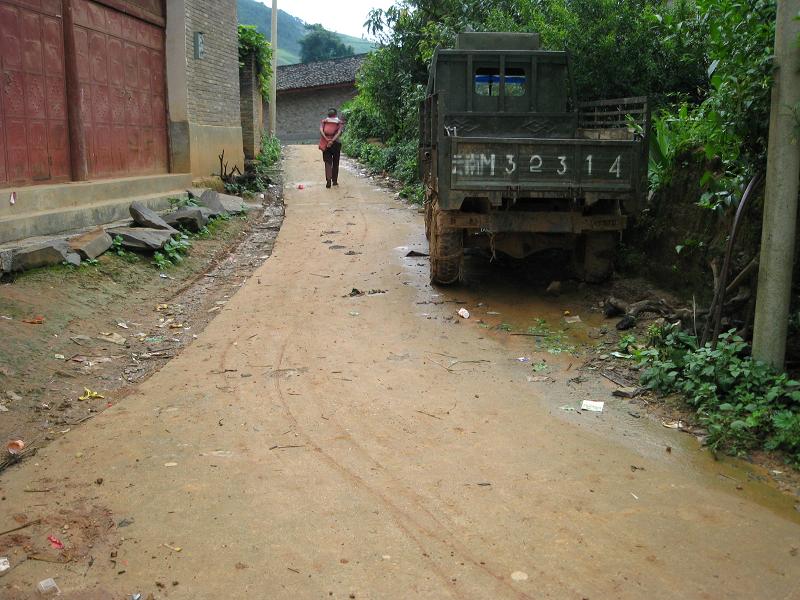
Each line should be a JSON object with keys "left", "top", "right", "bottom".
{"left": 573, "top": 232, "right": 617, "bottom": 283}
{"left": 429, "top": 201, "right": 463, "bottom": 285}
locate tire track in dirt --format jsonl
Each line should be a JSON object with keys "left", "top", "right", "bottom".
{"left": 235, "top": 184, "right": 555, "bottom": 598}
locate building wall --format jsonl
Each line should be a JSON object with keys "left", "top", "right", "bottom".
{"left": 277, "top": 85, "right": 358, "bottom": 143}
{"left": 166, "top": 0, "right": 244, "bottom": 178}
{"left": 184, "top": 0, "right": 240, "bottom": 127}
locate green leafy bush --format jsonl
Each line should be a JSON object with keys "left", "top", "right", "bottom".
{"left": 238, "top": 25, "right": 272, "bottom": 98}
{"left": 647, "top": 0, "right": 776, "bottom": 209}
{"left": 636, "top": 325, "right": 800, "bottom": 464}
{"left": 169, "top": 195, "right": 198, "bottom": 210}
{"left": 111, "top": 235, "right": 139, "bottom": 263}
{"left": 260, "top": 134, "right": 281, "bottom": 168}
{"left": 152, "top": 234, "right": 191, "bottom": 269}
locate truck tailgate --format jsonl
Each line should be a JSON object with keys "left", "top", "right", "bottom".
{"left": 449, "top": 136, "right": 640, "bottom": 193}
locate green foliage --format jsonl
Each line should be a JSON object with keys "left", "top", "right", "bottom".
{"left": 299, "top": 24, "right": 354, "bottom": 63}
{"left": 169, "top": 195, "right": 198, "bottom": 210}
{"left": 259, "top": 133, "right": 281, "bottom": 168}
{"left": 636, "top": 325, "right": 800, "bottom": 465}
{"left": 342, "top": 127, "right": 424, "bottom": 204}
{"left": 485, "top": 0, "right": 707, "bottom": 102}
{"left": 111, "top": 235, "right": 138, "bottom": 262}
{"left": 648, "top": 0, "right": 776, "bottom": 210}
{"left": 618, "top": 333, "right": 637, "bottom": 353}
{"left": 238, "top": 25, "right": 273, "bottom": 97}
{"left": 152, "top": 234, "right": 191, "bottom": 269}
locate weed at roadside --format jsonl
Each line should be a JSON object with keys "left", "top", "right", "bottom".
{"left": 152, "top": 234, "right": 191, "bottom": 269}
{"left": 634, "top": 323, "right": 800, "bottom": 466}
{"left": 111, "top": 235, "right": 139, "bottom": 263}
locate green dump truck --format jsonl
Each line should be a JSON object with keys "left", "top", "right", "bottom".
{"left": 420, "top": 32, "right": 649, "bottom": 284}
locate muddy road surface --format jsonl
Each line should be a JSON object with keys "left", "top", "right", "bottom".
{"left": 1, "top": 146, "right": 798, "bottom": 599}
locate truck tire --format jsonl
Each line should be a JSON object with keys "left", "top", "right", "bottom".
{"left": 429, "top": 201, "right": 463, "bottom": 285}
{"left": 573, "top": 232, "right": 617, "bottom": 283}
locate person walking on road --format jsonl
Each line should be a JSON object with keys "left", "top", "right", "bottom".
{"left": 319, "top": 108, "right": 344, "bottom": 188}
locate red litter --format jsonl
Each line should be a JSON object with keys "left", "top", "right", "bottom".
{"left": 297, "top": 184, "right": 304, "bottom": 190}
{"left": 47, "top": 535, "right": 64, "bottom": 549}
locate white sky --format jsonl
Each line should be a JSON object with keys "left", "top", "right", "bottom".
{"left": 272, "top": 0, "right": 396, "bottom": 38}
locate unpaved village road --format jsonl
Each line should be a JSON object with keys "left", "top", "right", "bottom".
{"left": 2, "top": 146, "right": 799, "bottom": 599}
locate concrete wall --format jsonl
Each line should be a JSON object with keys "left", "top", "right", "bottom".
{"left": 240, "top": 53, "right": 263, "bottom": 159}
{"left": 166, "top": 0, "right": 244, "bottom": 178}
{"left": 277, "top": 85, "right": 358, "bottom": 143}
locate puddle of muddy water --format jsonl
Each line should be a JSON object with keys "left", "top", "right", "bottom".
{"left": 397, "top": 235, "right": 800, "bottom": 524}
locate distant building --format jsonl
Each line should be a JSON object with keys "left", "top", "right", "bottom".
{"left": 0, "top": 0, "right": 244, "bottom": 244}
{"left": 275, "top": 54, "right": 367, "bottom": 143}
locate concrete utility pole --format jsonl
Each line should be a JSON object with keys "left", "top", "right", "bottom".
{"left": 269, "top": 0, "right": 278, "bottom": 136}
{"left": 752, "top": 0, "right": 800, "bottom": 369}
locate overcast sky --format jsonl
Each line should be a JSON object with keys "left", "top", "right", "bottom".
{"left": 273, "top": 0, "right": 396, "bottom": 38}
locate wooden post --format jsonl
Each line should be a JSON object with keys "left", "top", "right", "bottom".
{"left": 62, "top": 0, "right": 89, "bottom": 181}
{"left": 268, "top": 0, "right": 277, "bottom": 136}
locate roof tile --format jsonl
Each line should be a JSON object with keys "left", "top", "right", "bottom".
{"left": 277, "top": 54, "right": 367, "bottom": 92}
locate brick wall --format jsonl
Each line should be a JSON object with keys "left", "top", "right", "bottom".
{"left": 239, "top": 52, "right": 262, "bottom": 159}
{"left": 185, "top": 0, "right": 240, "bottom": 127}
{"left": 277, "top": 85, "right": 358, "bottom": 143}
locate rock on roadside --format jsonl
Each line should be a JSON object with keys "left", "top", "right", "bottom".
{"left": 69, "top": 228, "right": 113, "bottom": 260}
{"left": 130, "top": 201, "right": 177, "bottom": 232}
{"left": 187, "top": 188, "right": 226, "bottom": 216}
{"left": 0, "top": 249, "right": 11, "bottom": 273}
{"left": 217, "top": 193, "right": 259, "bottom": 214}
{"left": 108, "top": 227, "right": 175, "bottom": 251}
{"left": 10, "top": 240, "right": 81, "bottom": 271}
{"left": 164, "top": 207, "right": 214, "bottom": 232}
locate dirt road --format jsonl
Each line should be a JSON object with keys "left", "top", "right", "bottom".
{"left": 1, "top": 146, "right": 799, "bottom": 599}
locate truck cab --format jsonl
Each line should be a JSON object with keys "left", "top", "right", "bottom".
{"left": 420, "top": 32, "right": 648, "bottom": 284}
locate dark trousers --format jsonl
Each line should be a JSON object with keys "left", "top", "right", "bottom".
{"left": 322, "top": 141, "right": 341, "bottom": 183}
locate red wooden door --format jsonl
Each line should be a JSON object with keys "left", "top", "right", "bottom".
{"left": 72, "top": 0, "right": 167, "bottom": 179}
{"left": 0, "top": 0, "right": 70, "bottom": 186}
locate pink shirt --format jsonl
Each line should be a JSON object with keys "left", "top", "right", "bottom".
{"left": 321, "top": 117, "right": 343, "bottom": 138}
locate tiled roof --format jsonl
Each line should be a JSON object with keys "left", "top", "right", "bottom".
{"left": 277, "top": 54, "right": 367, "bottom": 92}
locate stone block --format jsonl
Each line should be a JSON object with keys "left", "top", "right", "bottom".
{"left": 0, "top": 250, "right": 12, "bottom": 274}
{"left": 188, "top": 188, "right": 226, "bottom": 216}
{"left": 108, "top": 227, "right": 174, "bottom": 251}
{"left": 164, "top": 207, "right": 213, "bottom": 232}
{"left": 10, "top": 240, "right": 81, "bottom": 271}
{"left": 69, "top": 228, "right": 113, "bottom": 260}
{"left": 130, "top": 201, "right": 175, "bottom": 231}
{"left": 217, "top": 193, "right": 259, "bottom": 214}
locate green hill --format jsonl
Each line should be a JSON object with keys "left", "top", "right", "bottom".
{"left": 237, "top": 0, "right": 373, "bottom": 65}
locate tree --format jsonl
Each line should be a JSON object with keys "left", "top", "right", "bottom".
{"left": 299, "top": 24, "right": 354, "bottom": 63}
